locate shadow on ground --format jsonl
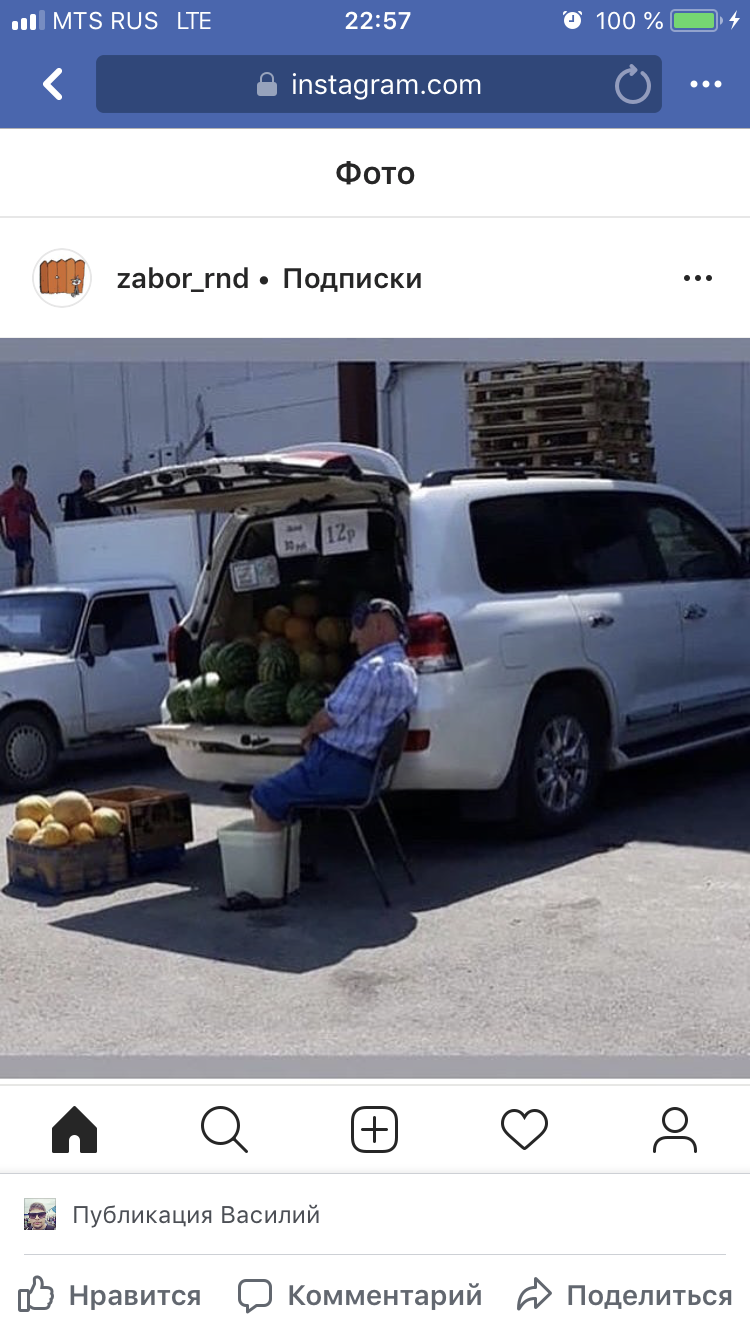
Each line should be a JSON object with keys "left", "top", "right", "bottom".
{"left": 5, "top": 738, "right": 750, "bottom": 975}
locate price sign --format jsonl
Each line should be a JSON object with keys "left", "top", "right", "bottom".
{"left": 320, "top": 509, "right": 369, "bottom": 555}
{"left": 230, "top": 556, "right": 280, "bottom": 592}
{"left": 273, "top": 514, "right": 319, "bottom": 558}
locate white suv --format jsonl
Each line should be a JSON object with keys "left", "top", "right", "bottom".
{"left": 95, "top": 443, "right": 750, "bottom": 835}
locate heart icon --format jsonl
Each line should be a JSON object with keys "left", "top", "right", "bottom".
{"left": 501, "top": 1108, "right": 548, "bottom": 1150}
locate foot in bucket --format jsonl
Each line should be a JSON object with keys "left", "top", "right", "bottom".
{"left": 251, "top": 599, "right": 417, "bottom": 832}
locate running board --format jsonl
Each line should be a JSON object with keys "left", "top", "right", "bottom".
{"left": 621, "top": 714, "right": 750, "bottom": 761}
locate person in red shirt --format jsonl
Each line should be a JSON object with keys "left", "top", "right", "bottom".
{"left": 0, "top": 464, "right": 52, "bottom": 587}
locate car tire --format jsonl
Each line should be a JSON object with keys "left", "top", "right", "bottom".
{"left": 517, "top": 686, "right": 605, "bottom": 836}
{"left": 0, "top": 709, "right": 60, "bottom": 792}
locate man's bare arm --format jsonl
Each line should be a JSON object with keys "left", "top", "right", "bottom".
{"left": 32, "top": 509, "right": 52, "bottom": 541}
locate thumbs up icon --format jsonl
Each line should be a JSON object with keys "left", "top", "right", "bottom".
{"left": 18, "top": 1277, "right": 54, "bottom": 1312}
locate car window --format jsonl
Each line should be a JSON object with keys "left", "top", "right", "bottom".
{"left": 636, "top": 497, "right": 741, "bottom": 581}
{"left": 562, "top": 493, "right": 654, "bottom": 587}
{"left": 87, "top": 593, "right": 158, "bottom": 650}
{"left": 470, "top": 494, "right": 569, "bottom": 593}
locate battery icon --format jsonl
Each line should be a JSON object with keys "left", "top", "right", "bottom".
{"left": 670, "top": 8, "right": 720, "bottom": 28}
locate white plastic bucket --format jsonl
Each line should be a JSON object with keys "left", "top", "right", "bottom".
{"left": 218, "top": 816, "right": 301, "bottom": 904}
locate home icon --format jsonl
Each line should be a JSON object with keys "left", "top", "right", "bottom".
{"left": 51, "top": 1106, "right": 97, "bottom": 1154}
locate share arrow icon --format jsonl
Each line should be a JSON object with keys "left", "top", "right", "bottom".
{"left": 517, "top": 1278, "right": 552, "bottom": 1311}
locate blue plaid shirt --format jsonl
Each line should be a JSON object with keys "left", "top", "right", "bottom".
{"left": 323, "top": 642, "right": 418, "bottom": 761}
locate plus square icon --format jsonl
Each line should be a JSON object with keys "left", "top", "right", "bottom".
{"left": 351, "top": 1106, "right": 398, "bottom": 1153}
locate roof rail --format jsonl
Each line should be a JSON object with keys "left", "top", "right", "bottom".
{"left": 420, "top": 466, "right": 637, "bottom": 487}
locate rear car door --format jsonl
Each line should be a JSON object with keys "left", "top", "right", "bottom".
{"left": 78, "top": 592, "right": 168, "bottom": 733}
{"left": 635, "top": 493, "right": 750, "bottom": 723}
{"left": 562, "top": 491, "right": 686, "bottom": 745}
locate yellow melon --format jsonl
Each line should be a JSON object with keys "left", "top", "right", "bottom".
{"left": 263, "top": 605, "right": 291, "bottom": 635}
{"left": 70, "top": 822, "right": 96, "bottom": 844}
{"left": 284, "top": 616, "right": 315, "bottom": 644}
{"left": 15, "top": 794, "right": 52, "bottom": 824}
{"left": 91, "top": 807, "right": 123, "bottom": 838}
{"left": 322, "top": 651, "right": 343, "bottom": 680}
{"left": 41, "top": 821, "right": 70, "bottom": 847}
{"left": 11, "top": 819, "right": 40, "bottom": 843}
{"left": 315, "top": 616, "right": 349, "bottom": 650}
{"left": 29, "top": 830, "right": 46, "bottom": 845}
{"left": 51, "top": 790, "right": 94, "bottom": 829}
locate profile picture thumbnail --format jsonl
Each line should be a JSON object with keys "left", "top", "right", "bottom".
{"left": 25, "top": 1198, "right": 56, "bottom": 1231}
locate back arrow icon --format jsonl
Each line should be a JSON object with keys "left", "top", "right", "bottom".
{"left": 43, "top": 68, "right": 62, "bottom": 100}
{"left": 517, "top": 1278, "right": 552, "bottom": 1311}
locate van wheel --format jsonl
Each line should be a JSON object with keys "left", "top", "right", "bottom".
{"left": 517, "top": 687, "right": 604, "bottom": 836}
{"left": 0, "top": 709, "right": 60, "bottom": 792}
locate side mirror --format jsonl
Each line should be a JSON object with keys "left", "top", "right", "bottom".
{"left": 88, "top": 623, "right": 109, "bottom": 658}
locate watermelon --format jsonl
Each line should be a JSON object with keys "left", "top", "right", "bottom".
{"left": 244, "top": 682, "right": 289, "bottom": 726}
{"left": 216, "top": 640, "right": 258, "bottom": 688}
{"left": 188, "top": 672, "right": 227, "bottom": 724}
{"left": 166, "top": 680, "right": 193, "bottom": 723}
{"left": 286, "top": 681, "right": 327, "bottom": 726}
{"left": 257, "top": 638, "right": 299, "bottom": 685}
{"left": 199, "top": 640, "right": 225, "bottom": 674}
{"left": 225, "top": 686, "right": 249, "bottom": 723}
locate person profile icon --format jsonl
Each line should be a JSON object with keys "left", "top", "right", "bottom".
{"left": 652, "top": 1106, "right": 697, "bottom": 1154}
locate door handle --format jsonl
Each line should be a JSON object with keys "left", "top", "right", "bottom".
{"left": 588, "top": 613, "right": 614, "bottom": 628}
{"left": 683, "top": 604, "right": 708, "bottom": 620}
{"left": 152, "top": 651, "right": 167, "bottom": 662}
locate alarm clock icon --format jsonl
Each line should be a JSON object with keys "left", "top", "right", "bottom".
{"left": 563, "top": 9, "right": 583, "bottom": 26}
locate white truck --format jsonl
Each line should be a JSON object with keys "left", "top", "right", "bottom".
{"left": 0, "top": 513, "right": 203, "bottom": 790}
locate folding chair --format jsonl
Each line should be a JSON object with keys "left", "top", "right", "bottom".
{"left": 287, "top": 713, "right": 415, "bottom": 907}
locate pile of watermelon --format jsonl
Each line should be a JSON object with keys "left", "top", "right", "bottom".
{"left": 166, "top": 594, "right": 350, "bottom": 729}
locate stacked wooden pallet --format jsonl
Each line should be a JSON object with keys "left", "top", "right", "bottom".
{"left": 466, "top": 361, "right": 654, "bottom": 480}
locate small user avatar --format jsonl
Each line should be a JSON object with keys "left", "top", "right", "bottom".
{"left": 34, "top": 248, "right": 91, "bottom": 307}
{"left": 652, "top": 1107, "right": 697, "bottom": 1154}
{"left": 25, "top": 1198, "right": 56, "bottom": 1231}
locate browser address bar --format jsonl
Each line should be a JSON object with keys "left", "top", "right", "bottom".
{"left": 96, "top": 56, "right": 662, "bottom": 115}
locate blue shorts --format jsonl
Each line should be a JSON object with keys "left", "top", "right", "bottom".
{"left": 252, "top": 738, "right": 375, "bottom": 823}
{"left": 9, "top": 537, "right": 32, "bottom": 570}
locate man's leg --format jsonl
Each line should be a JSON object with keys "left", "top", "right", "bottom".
{"left": 250, "top": 796, "right": 284, "bottom": 833}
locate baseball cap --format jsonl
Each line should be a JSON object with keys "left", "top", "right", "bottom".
{"left": 352, "top": 597, "right": 409, "bottom": 642}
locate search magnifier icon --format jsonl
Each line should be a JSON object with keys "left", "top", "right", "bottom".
{"left": 201, "top": 1105, "right": 248, "bottom": 1153}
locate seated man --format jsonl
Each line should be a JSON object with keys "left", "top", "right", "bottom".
{"left": 251, "top": 598, "right": 418, "bottom": 831}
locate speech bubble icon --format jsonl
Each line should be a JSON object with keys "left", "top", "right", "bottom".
{"left": 238, "top": 1280, "right": 272, "bottom": 1314}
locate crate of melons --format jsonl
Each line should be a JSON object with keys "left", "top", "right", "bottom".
{"left": 7, "top": 790, "right": 128, "bottom": 895}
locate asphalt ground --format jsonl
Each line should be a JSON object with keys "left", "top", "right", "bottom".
{"left": 1, "top": 738, "right": 749, "bottom": 1058}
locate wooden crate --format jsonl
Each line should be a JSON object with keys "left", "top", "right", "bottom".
{"left": 6, "top": 835, "right": 128, "bottom": 896}
{"left": 88, "top": 786, "right": 194, "bottom": 853}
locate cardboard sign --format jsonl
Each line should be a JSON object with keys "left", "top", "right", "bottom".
{"left": 320, "top": 509, "right": 369, "bottom": 555}
{"left": 230, "top": 556, "right": 281, "bottom": 592}
{"left": 273, "top": 514, "right": 320, "bottom": 558}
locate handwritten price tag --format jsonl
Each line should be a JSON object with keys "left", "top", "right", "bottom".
{"left": 320, "top": 510, "right": 369, "bottom": 555}
{"left": 273, "top": 514, "right": 319, "bottom": 558}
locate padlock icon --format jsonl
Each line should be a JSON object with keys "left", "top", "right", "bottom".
{"left": 257, "top": 71, "right": 277, "bottom": 97}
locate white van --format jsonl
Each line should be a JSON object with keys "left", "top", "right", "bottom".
{"left": 93, "top": 443, "right": 750, "bottom": 834}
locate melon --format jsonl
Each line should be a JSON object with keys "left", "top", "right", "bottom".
{"left": 292, "top": 591, "right": 321, "bottom": 619}
{"left": 322, "top": 651, "right": 344, "bottom": 681}
{"left": 166, "top": 680, "right": 193, "bottom": 723}
{"left": 216, "top": 641, "right": 258, "bottom": 688}
{"left": 315, "top": 616, "right": 349, "bottom": 650}
{"left": 41, "top": 821, "right": 71, "bottom": 847}
{"left": 199, "top": 640, "right": 225, "bottom": 675}
{"left": 284, "top": 615, "right": 315, "bottom": 644}
{"left": 188, "top": 673, "right": 227, "bottom": 724}
{"left": 15, "top": 794, "right": 52, "bottom": 824}
{"left": 292, "top": 637, "right": 318, "bottom": 657}
{"left": 51, "top": 790, "right": 94, "bottom": 829}
{"left": 257, "top": 639, "right": 299, "bottom": 685}
{"left": 91, "top": 807, "right": 123, "bottom": 838}
{"left": 41, "top": 814, "right": 56, "bottom": 826}
{"left": 286, "top": 681, "right": 327, "bottom": 727}
{"left": 70, "top": 821, "right": 96, "bottom": 844}
{"left": 244, "top": 682, "right": 289, "bottom": 726}
{"left": 263, "top": 605, "right": 291, "bottom": 636}
{"left": 11, "top": 818, "right": 40, "bottom": 843}
{"left": 298, "top": 650, "right": 326, "bottom": 682}
{"left": 224, "top": 686, "right": 248, "bottom": 723}
{"left": 29, "top": 830, "right": 46, "bottom": 845}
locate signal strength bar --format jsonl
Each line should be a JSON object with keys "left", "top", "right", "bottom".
{"left": 11, "top": 10, "right": 45, "bottom": 29}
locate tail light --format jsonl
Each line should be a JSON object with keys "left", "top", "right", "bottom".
{"left": 404, "top": 729, "right": 431, "bottom": 752}
{"left": 167, "top": 625, "right": 192, "bottom": 679}
{"left": 406, "top": 613, "right": 462, "bottom": 673}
